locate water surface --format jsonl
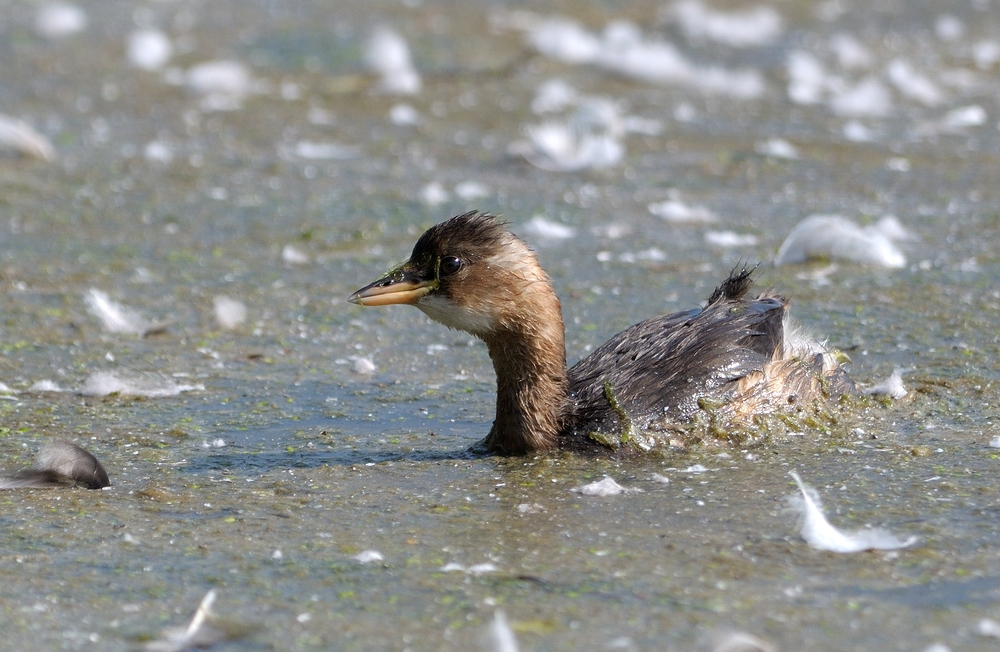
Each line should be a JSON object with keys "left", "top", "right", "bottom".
{"left": 1, "top": 0, "right": 999, "bottom": 649}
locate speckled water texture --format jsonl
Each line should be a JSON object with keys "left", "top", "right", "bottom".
{"left": 1, "top": 0, "right": 999, "bottom": 650}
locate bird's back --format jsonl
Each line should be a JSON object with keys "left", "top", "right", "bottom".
{"left": 562, "top": 268, "right": 849, "bottom": 445}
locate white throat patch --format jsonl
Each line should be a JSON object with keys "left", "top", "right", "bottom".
{"left": 417, "top": 294, "right": 497, "bottom": 335}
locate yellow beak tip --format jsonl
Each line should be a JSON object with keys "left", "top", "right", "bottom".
{"left": 347, "top": 282, "right": 432, "bottom": 307}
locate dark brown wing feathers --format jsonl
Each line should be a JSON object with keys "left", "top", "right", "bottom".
{"left": 564, "top": 268, "right": 788, "bottom": 434}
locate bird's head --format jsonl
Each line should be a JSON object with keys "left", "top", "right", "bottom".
{"left": 349, "top": 211, "right": 557, "bottom": 337}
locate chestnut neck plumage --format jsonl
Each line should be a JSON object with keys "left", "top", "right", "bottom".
{"left": 478, "top": 276, "right": 568, "bottom": 455}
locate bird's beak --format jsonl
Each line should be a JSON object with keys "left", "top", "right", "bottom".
{"left": 348, "top": 268, "right": 435, "bottom": 306}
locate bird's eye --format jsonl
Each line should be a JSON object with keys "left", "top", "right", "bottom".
{"left": 440, "top": 256, "right": 462, "bottom": 276}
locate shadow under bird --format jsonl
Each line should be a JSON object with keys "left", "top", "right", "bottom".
{"left": 0, "top": 440, "right": 110, "bottom": 489}
{"left": 349, "top": 211, "right": 853, "bottom": 455}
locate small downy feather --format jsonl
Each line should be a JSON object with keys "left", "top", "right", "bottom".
{"left": 145, "top": 590, "right": 221, "bottom": 652}
{"left": 787, "top": 471, "right": 916, "bottom": 552}
{"left": 78, "top": 371, "right": 203, "bottom": 398}
{"left": 145, "top": 589, "right": 259, "bottom": 652}
{"left": 774, "top": 214, "right": 907, "bottom": 268}
{"left": 0, "top": 113, "right": 55, "bottom": 160}
{"left": 570, "top": 476, "right": 642, "bottom": 496}
{"left": 85, "top": 289, "right": 171, "bottom": 336}
{"left": 864, "top": 368, "right": 907, "bottom": 399}
{"left": 489, "top": 611, "right": 519, "bottom": 652}
{"left": 712, "top": 631, "right": 777, "bottom": 652}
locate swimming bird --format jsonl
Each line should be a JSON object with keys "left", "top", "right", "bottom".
{"left": 349, "top": 211, "right": 853, "bottom": 455}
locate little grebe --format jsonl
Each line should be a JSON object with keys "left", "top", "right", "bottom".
{"left": 349, "top": 212, "right": 853, "bottom": 455}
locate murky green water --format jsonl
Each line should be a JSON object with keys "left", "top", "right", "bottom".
{"left": 1, "top": 0, "right": 999, "bottom": 650}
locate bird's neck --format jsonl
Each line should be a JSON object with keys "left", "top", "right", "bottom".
{"left": 481, "top": 305, "right": 567, "bottom": 455}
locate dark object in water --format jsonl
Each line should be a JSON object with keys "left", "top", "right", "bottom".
{"left": 0, "top": 440, "right": 110, "bottom": 489}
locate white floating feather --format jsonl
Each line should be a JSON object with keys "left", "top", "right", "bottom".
{"left": 521, "top": 216, "right": 575, "bottom": 240}
{"left": 84, "top": 289, "right": 168, "bottom": 336}
{"left": 712, "top": 631, "right": 777, "bottom": 652}
{"left": 787, "top": 471, "right": 917, "bottom": 553}
{"left": 923, "top": 644, "right": 951, "bottom": 652}
{"left": 145, "top": 589, "right": 227, "bottom": 652}
{"left": 527, "top": 18, "right": 603, "bottom": 64}
{"left": 517, "top": 119, "right": 623, "bottom": 172}
{"left": 515, "top": 92, "right": 655, "bottom": 172}
{"left": 842, "top": 120, "right": 874, "bottom": 142}
{"left": 774, "top": 215, "right": 906, "bottom": 268}
{"left": 978, "top": 618, "right": 1000, "bottom": 638}
{"left": 29, "top": 380, "right": 65, "bottom": 393}
{"left": 440, "top": 562, "right": 497, "bottom": 575}
{"left": 872, "top": 215, "right": 914, "bottom": 241}
{"left": 886, "top": 59, "right": 943, "bottom": 107}
{"left": 679, "top": 464, "right": 715, "bottom": 474}
{"left": 705, "top": 231, "right": 759, "bottom": 248}
{"left": 0, "top": 114, "right": 55, "bottom": 161}
{"left": 786, "top": 50, "right": 827, "bottom": 105}
{"left": 941, "top": 105, "right": 987, "bottom": 130}
{"left": 755, "top": 138, "right": 799, "bottom": 160}
{"left": 389, "top": 103, "right": 420, "bottom": 125}
{"left": 307, "top": 107, "right": 335, "bottom": 125}
{"left": 366, "top": 28, "right": 422, "bottom": 95}
{"left": 531, "top": 78, "right": 579, "bottom": 114}
{"left": 886, "top": 157, "right": 910, "bottom": 172}
{"left": 0, "top": 387, "right": 17, "bottom": 401}
{"left": 571, "top": 476, "right": 641, "bottom": 496}
{"left": 674, "top": 102, "right": 697, "bottom": 122}
{"left": 35, "top": 3, "right": 87, "bottom": 39}
{"left": 143, "top": 140, "right": 173, "bottom": 164}
{"left": 79, "top": 371, "right": 203, "bottom": 398}
{"left": 350, "top": 356, "right": 376, "bottom": 375}
{"left": 863, "top": 369, "right": 907, "bottom": 399}
{"left": 830, "top": 34, "right": 873, "bottom": 69}
{"left": 353, "top": 550, "right": 384, "bottom": 564}
{"left": 525, "top": 18, "right": 764, "bottom": 98}
{"left": 672, "top": 0, "right": 783, "bottom": 48}
{"left": 420, "top": 181, "right": 450, "bottom": 206}
{"left": 622, "top": 115, "right": 662, "bottom": 135}
{"left": 128, "top": 29, "right": 173, "bottom": 71}
{"left": 973, "top": 40, "right": 1000, "bottom": 70}
{"left": 186, "top": 60, "right": 252, "bottom": 111}
{"left": 291, "top": 140, "right": 358, "bottom": 160}
{"left": 648, "top": 199, "right": 717, "bottom": 224}
{"left": 454, "top": 181, "right": 490, "bottom": 201}
{"left": 572, "top": 477, "right": 625, "bottom": 495}
{"left": 181, "top": 589, "right": 216, "bottom": 641}
{"left": 186, "top": 60, "right": 251, "bottom": 96}
{"left": 213, "top": 296, "right": 247, "bottom": 330}
{"left": 935, "top": 15, "right": 964, "bottom": 41}
{"left": 490, "top": 611, "right": 520, "bottom": 652}
{"left": 281, "top": 244, "right": 310, "bottom": 265}
{"left": 828, "top": 76, "right": 892, "bottom": 117}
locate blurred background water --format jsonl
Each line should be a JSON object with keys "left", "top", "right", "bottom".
{"left": 1, "top": 0, "right": 999, "bottom": 650}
